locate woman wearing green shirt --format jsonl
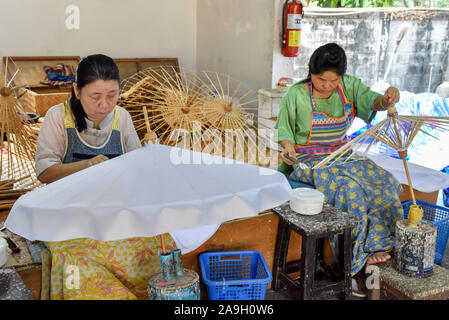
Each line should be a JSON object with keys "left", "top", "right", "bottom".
{"left": 276, "top": 43, "right": 403, "bottom": 284}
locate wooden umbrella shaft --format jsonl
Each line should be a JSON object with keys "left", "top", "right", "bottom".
{"left": 143, "top": 106, "right": 151, "bottom": 133}
{"left": 392, "top": 117, "right": 417, "bottom": 206}
{"left": 401, "top": 155, "right": 417, "bottom": 206}
{"left": 160, "top": 233, "right": 167, "bottom": 255}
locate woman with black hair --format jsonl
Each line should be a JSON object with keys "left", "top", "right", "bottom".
{"left": 36, "top": 54, "right": 142, "bottom": 183}
{"left": 36, "top": 54, "right": 176, "bottom": 299}
{"left": 276, "top": 43, "right": 402, "bottom": 294}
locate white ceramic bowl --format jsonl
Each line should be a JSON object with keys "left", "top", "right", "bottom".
{"left": 0, "top": 237, "right": 9, "bottom": 268}
{"left": 290, "top": 188, "right": 325, "bottom": 215}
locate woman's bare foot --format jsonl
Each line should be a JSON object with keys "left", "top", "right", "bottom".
{"left": 367, "top": 252, "right": 391, "bottom": 264}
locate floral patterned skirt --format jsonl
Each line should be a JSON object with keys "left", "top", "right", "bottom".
{"left": 41, "top": 235, "right": 176, "bottom": 300}
{"left": 289, "top": 157, "right": 404, "bottom": 276}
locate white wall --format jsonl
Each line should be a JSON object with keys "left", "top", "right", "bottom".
{"left": 272, "top": 0, "right": 292, "bottom": 87}
{"left": 5, "top": 1, "right": 441, "bottom": 94}
{"left": 196, "top": 0, "right": 275, "bottom": 92}
{"left": 0, "top": 0, "right": 197, "bottom": 69}
{"left": 1, "top": 0, "right": 279, "bottom": 92}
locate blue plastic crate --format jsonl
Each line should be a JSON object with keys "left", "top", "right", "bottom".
{"left": 402, "top": 200, "right": 449, "bottom": 264}
{"left": 199, "top": 251, "right": 272, "bottom": 300}
{"left": 441, "top": 165, "right": 449, "bottom": 208}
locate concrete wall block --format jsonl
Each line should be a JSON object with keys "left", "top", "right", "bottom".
{"left": 272, "top": 8, "right": 448, "bottom": 93}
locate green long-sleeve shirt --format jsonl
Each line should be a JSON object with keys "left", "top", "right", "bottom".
{"left": 275, "top": 74, "right": 380, "bottom": 146}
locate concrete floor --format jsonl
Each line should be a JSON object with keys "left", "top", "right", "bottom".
{"left": 265, "top": 190, "right": 449, "bottom": 300}
{"left": 265, "top": 246, "right": 449, "bottom": 300}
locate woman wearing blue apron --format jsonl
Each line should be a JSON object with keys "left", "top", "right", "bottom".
{"left": 276, "top": 43, "right": 402, "bottom": 296}
{"left": 35, "top": 55, "right": 176, "bottom": 299}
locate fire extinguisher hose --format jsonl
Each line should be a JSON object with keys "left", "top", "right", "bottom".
{"left": 282, "top": 0, "right": 288, "bottom": 49}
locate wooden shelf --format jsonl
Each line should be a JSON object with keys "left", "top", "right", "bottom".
{"left": 2, "top": 56, "right": 80, "bottom": 93}
{"left": 114, "top": 57, "right": 179, "bottom": 81}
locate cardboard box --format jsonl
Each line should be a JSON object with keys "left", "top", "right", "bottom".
{"left": 399, "top": 184, "right": 439, "bottom": 205}
{"left": 258, "top": 87, "right": 288, "bottom": 119}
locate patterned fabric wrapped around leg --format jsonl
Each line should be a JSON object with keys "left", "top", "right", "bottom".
{"left": 289, "top": 157, "right": 403, "bottom": 276}
{"left": 41, "top": 248, "right": 52, "bottom": 299}
{"left": 40, "top": 235, "right": 176, "bottom": 300}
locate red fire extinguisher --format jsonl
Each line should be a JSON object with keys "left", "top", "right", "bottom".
{"left": 282, "top": 0, "right": 303, "bottom": 57}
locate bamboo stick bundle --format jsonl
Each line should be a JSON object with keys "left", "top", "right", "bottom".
{"left": 0, "top": 200, "right": 18, "bottom": 210}
{"left": 0, "top": 189, "right": 29, "bottom": 198}
{"left": 0, "top": 172, "right": 34, "bottom": 210}
{"left": 1, "top": 153, "right": 42, "bottom": 190}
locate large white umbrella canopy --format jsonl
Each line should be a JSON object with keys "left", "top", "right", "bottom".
{"left": 5, "top": 143, "right": 291, "bottom": 242}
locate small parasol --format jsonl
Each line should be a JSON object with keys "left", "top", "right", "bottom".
{"left": 313, "top": 106, "right": 449, "bottom": 226}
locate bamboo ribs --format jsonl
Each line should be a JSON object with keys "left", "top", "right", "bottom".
{"left": 119, "top": 66, "right": 272, "bottom": 164}
{"left": 0, "top": 57, "right": 42, "bottom": 209}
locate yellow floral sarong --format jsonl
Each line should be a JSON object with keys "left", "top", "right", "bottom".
{"left": 41, "top": 235, "right": 176, "bottom": 300}
{"left": 290, "top": 157, "right": 403, "bottom": 276}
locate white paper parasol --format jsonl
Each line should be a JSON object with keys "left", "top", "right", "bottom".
{"left": 5, "top": 143, "right": 291, "bottom": 242}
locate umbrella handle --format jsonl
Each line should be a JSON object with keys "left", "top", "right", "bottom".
{"left": 401, "top": 156, "right": 417, "bottom": 206}
{"left": 142, "top": 106, "right": 158, "bottom": 144}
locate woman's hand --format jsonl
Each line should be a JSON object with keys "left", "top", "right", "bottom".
{"left": 382, "top": 86, "right": 400, "bottom": 107}
{"left": 280, "top": 142, "right": 297, "bottom": 166}
{"left": 86, "top": 154, "right": 109, "bottom": 168}
{"left": 38, "top": 154, "right": 110, "bottom": 184}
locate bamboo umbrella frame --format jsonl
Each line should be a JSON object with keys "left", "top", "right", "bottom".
{"left": 188, "top": 71, "right": 272, "bottom": 156}
{"left": 0, "top": 57, "right": 42, "bottom": 209}
{"left": 119, "top": 67, "right": 274, "bottom": 165}
{"left": 120, "top": 66, "right": 210, "bottom": 149}
{"left": 313, "top": 106, "right": 449, "bottom": 211}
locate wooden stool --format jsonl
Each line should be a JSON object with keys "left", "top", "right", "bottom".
{"left": 148, "top": 268, "right": 200, "bottom": 300}
{"left": 272, "top": 202, "right": 360, "bottom": 300}
{"left": 367, "top": 260, "right": 449, "bottom": 300}
{"left": 0, "top": 268, "right": 35, "bottom": 300}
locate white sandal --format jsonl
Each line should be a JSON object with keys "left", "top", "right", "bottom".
{"left": 352, "top": 278, "right": 367, "bottom": 298}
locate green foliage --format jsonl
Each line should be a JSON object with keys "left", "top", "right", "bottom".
{"left": 310, "top": 0, "right": 449, "bottom": 7}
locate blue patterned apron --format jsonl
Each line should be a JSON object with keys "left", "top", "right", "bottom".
{"left": 62, "top": 100, "right": 124, "bottom": 163}
{"left": 294, "top": 82, "right": 354, "bottom": 162}
{"left": 289, "top": 83, "right": 403, "bottom": 275}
